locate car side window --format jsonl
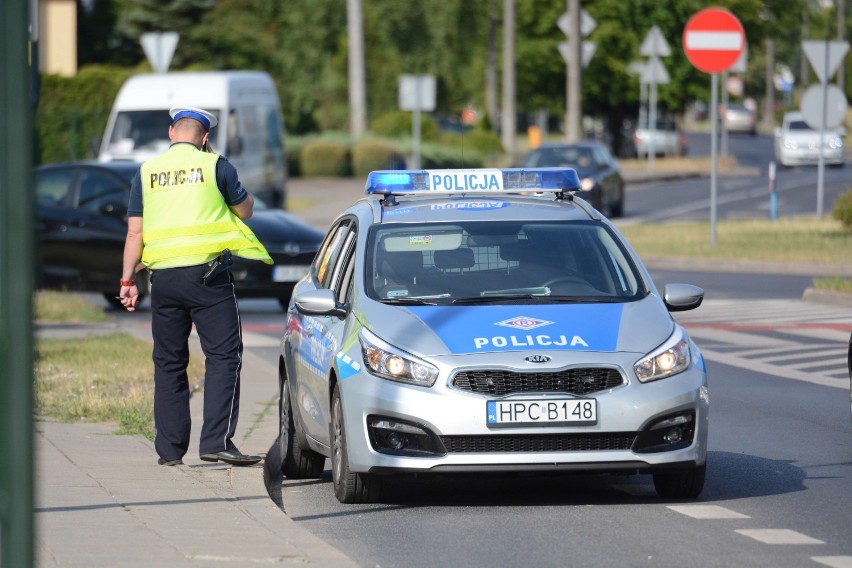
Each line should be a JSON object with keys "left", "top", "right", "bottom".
{"left": 333, "top": 231, "right": 357, "bottom": 304}
{"left": 77, "top": 170, "right": 128, "bottom": 213}
{"left": 36, "top": 170, "right": 74, "bottom": 207}
{"left": 313, "top": 220, "right": 352, "bottom": 289}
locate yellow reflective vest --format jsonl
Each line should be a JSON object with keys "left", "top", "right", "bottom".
{"left": 140, "top": 144, "right": 272, "bottom": 269}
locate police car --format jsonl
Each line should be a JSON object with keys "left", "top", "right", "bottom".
{"left": 278, "top": 168, "right": 708, "bottom": 503}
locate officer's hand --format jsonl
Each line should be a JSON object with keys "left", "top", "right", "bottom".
{"left": 119, "top": 285, "right": 139, "bottom": 312}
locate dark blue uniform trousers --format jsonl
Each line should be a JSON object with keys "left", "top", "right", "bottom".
{"left": 150, "top": 263, "right": 243, "bottom": 461}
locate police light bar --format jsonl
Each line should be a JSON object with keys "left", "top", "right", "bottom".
{"left": 365, "top": 168, "right": 581, "bottom": 196}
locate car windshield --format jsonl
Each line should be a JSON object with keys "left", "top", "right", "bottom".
{"left": 788, "top": 120, "right": 812, "bottom": 131}
{"left": 524, "top": 147, "right": 594, "bottom": 174}
{"left": 107, "top": 110, "right": 222, "bottom": 155}
{"left": 366, "top": 220, "right": 645, "bottom": 305}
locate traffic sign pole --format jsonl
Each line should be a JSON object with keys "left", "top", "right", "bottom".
{"left": 710, "top": 72, "right": 718, "bottom": 246}
{"left": 682, "top": 8, "right": 745, "bottom": 247}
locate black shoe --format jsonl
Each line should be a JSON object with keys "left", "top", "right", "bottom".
{"left": 158, "top": 458, "right": 183, "bottom": 466}
{"left": 199, "top": 448, "right": 262, "bottom": 466}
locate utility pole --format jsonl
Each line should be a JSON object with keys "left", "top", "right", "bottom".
{"left": 838, "top": 0, "right": 846, "bottom": 93}
{"left": 346, "top": 0, "right": 367, "bottom": 138}
{"left": 763, "top": 38, "right": 775, "bottom": 131}
{"left": 565, "top": 0, "right": 582, "bottom": 142}
{"left": 501, "top": 0, "right": 517, "bottom": 158}
{"left": 1, "top": 0, "right": 35, "bottom": 565}
{"left": 486, "top": 0, "right": 499, "bottom": 133}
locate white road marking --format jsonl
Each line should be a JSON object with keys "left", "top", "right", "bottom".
{"left": 667, "top": 505, "right": 750, "bottom": 519}
{"left": 735, "top": 529, "right": 825, "bottom": 545}
{"left": 812, "top": 557, "right": 852, "bottom": 568}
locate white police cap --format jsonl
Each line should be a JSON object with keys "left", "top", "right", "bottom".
{"left": 169, "top": 106, "right": 218, "bottom": 130}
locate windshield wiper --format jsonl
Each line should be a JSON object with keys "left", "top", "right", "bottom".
{"left": 451, "top": 294, "right": 545, "bottom": 304}
{"left": 381, "top": 297, "right": 444, "bottom": 306}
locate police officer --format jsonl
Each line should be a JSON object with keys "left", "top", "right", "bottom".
{"left": 119, "top": 106, "right": 272, "bottom": 467}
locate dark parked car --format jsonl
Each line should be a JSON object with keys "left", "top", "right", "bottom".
{"left": 521, "top": 142, "right": 625, "bottom": 217}
{"left": 35, "top": 161, "right": 324, "bottom": 309}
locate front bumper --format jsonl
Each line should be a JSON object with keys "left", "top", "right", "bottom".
{"left": 777, "top": 146, "right": 844, "bottom": 166}
{"left": 338, "top": 353, "right": 708, "bottom": 476}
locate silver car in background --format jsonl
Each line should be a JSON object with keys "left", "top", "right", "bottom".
{"left": 774, "top": 111, "right": 845, "bottom": 168}
{"left": 278, "top": 168, "right": 709, "bottom": 503}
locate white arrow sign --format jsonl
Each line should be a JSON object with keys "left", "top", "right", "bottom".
{"left": 558, "top": 41, "right": 597, "bottom": 68}
{"left": 140, "top": 32, "right": 179, "bottom": 74}
{"left": 640, "top": 25, "right": 671, "bottom": 57}
{"left": 731, "top": 43, "right": 748, "bottom": 73}
{"left": 557, "top": 10, "right": 597, "bottom": 38}
{"left": 802, "top": 40, "right": 850, "bottom": 83}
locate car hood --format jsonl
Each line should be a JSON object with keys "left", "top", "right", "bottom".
{"left": 360, "top": 294, "right": 675, "bottom": 356}
{"left": 244, "top": 210, "right": 325, "bottom": 246}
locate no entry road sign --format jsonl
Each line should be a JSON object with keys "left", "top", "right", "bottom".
{"left": 683, "top": 8, "right": 745, "bottom": 74}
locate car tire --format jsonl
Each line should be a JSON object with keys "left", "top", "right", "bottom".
{"left": 279, "top": 375, "right": 325, "bottom": 479}
{"left": 331, "top": 385, "right": 380, "bottom": 504}
{"left": 653, "top": 463, "right": 706, "bottom": 499}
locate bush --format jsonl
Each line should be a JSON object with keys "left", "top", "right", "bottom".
{"left": 299, "top": 139, "right": 350, "bottom": 177}
{"left": 441, "top": 128, "right": 504, "bottom": 156}
{"left": 833, "top": 189, "right": 852, "bottom": 229}
{"left": 372, "top": 110, "right": 439, "bottom": 141}
{"left": 36, "top": 65, "right": 136, "bottom": 164}
{"left": 351, "top": 139, "right": 406, "bottom": 177}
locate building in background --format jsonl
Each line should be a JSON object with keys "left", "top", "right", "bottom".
{"left": 39, "top": 0, "right": 77, "bottom": 76}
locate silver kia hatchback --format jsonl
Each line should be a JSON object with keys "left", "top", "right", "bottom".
{"left": 278, "top": 168, "right": 708, "bottom": 503}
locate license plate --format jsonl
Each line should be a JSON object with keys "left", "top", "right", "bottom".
{"left": 486, "top": 398, "right": 597, "bottom": 427}
{"left": 272, "top": 265, "right": 310, "bottom": 282}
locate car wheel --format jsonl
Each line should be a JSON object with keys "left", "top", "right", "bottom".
{"left": 609, "top": 186, "right": 624, "bottom": 218}
{"left": 331, "top": 385, "right": 380, "bottom": 503}
{"left": 847, "top": 333, "right": 851, "bottom": 424}
{"left": 279, "top": 374, "right": 325, "bottom": 479}
{"left": 653, "top": 463, "right": 706, "bottom": 499}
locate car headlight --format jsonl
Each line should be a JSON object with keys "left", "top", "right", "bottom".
{"left": 580, "top": 177, "right": 595, "bottom": 192}
{"left": 634, "top": 327, "right": 691, "bottom": 383}
{"left": 360, "top": 328, "right": 438, "bottom": 387}
{"left": 828, "top": 137, "right": 843, "bottom": 149}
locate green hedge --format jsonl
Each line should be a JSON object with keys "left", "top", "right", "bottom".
{"left": 833, "top": 189, "right": 852, "bottom": 230}
{"left": 351, "top": 139, "right": 406, "bottom": 177}
{"left": 36, "top": 65, "right": 135, "bottom": 164}
{"left": 299, "top": 139, "right": 350, "bottom": 177}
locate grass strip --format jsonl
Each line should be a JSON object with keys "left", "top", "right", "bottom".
{"left": 34, "top": 332, "right": 205, "bottom": 439}
{"left": 617, "top": 217, "right": 852, "bottom": 266}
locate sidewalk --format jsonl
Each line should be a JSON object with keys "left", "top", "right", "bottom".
{"left": 35, "top": 316, "right": 359, "bottom": 567}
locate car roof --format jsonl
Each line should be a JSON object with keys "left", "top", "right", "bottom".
{"left": 355, "top": 168, "right": 596, "bottom": 225}
{"left": 366, "top": 194, "right": 595, "bottom": 225}
{"left": 36, "top": 161, "right": 142, "bottom": 177}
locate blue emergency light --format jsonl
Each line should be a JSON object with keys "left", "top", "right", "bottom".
{"left": 365, "top": 168, "right": 581, "bottom": 196}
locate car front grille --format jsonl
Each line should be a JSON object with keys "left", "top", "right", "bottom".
{"left": 452, "top": 368, "right": 623, "bottom": 396}
{"left": 441, "top": 433, "right": 636, "bottom": 453}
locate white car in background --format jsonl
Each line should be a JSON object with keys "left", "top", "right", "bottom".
{"left": 774, "top": 111, "right": 845, "bottom": 168}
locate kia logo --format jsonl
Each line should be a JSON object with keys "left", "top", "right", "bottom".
{"left": 525, "top": 354, "right": 551, "bottom": 363}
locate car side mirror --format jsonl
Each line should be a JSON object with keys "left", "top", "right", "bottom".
{"left": 294, "top": 288, "right": 348, "bottom": 318}
{"left": 773, "top": 127, "right": 782, "bottom": 137}
{"left": 662, "top": 283, "right": 704, "bottom": 312}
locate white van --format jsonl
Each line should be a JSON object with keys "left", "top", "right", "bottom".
{"left": 99, "top": 71, "right": 287, "bottom": 208}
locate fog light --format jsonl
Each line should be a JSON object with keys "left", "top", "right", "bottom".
{"left": 367, "top": 416, "right": 446, "bottom": 457}
{"left": 384, "top": 431, "right": 406, "bottom": 450}
{"left": 633, "top": 411, "right": 696, "bottom": 454}
{"left": 664, "top": 427, "right": 683, "bottom": 444}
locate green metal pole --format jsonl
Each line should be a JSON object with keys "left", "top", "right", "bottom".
{"left": 0, "top": 0, "right": 35, "bottom": 565}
